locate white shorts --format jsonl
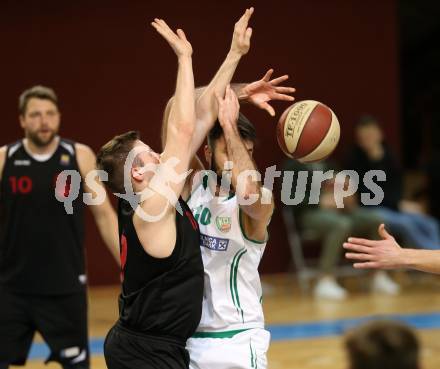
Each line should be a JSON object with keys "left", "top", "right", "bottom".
{"left": 187, "top": 328, "right": 270, "bottom": 369}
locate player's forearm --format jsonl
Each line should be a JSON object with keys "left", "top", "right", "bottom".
{"left": 168, "top": 56, "right": 196, "bottom": 136}
{"left": 401, "top": 248, "right": 440, "bottom": 274}
{"left": 196, "top": 51, "right": 243, "bottom": 124}
{"left": 222, "top": 124, "right": 260, "bottom": 197}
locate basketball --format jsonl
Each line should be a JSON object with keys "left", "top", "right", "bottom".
{"left": 276, "top": 100, "right": 340, "bottom": 162}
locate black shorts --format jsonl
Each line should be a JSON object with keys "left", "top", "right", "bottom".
{"left": 0, "top": 286, "right": 89, "bottom": 368}
{"left": 104, "top": 323, "right": 189, "bottom": 369}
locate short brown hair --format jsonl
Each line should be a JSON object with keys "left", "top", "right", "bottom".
{"left": 97, "top": 131, "right": 140, "bottom": 193}
{"left": 19, "top": 85, "right": 58, "bottom": 115}
{"left": 345, "top": 320, "right": 419, "bottom": 369}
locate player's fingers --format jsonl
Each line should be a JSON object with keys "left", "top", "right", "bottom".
{"left": 262, "top": 69, "right": 274, "bottom": 82}
{"left": 275, "top": 86, "right": 296, "bottom": 93}
{"left": 157, "top": 18, "right": 168, "bottom": 27}
{"left": 176, "top": 29, "right": 187, "bottom": 41}
{"left": 345, "top": 252, "right": 375, "bottom": 261}
{"left": 353, "top": 262, "right": 380, "bottom": 269}
{"left": 343, "top": 242, "right": 373, "bottom": 253}
{"left": 242, "top": 8, "right": 253, "bottom": 22}
{"left": 273, "top": 93, "right": 295, "bottom": 101}
{"left": 158, "top": 19, "right": 176, "bottom": 36}
{"left": 152, "top": 20, "right": 174, "bottom": 40}
{"left": 245, "top": 27, "right": 253, "bottom": 41}
{"left": 235, "top": 9, "right": 248, "bottom": 29}
{"left": 378, "top": 223, "right": 394, "bottom": 240}
{"left": 243, "top": 7, "right": 254, "bottom": 25}
{"left": 270, "top": 75, "right": 289, "bottom": 86}
{"left": 347, "top": 237, "right": 376, "bottom": 247}
{"left": 152, "top": 23, "right": 168, "bottom": 38}
{"left": 151, "top": 19, "right": 163, "bottom": 29}
{"left": 237, "top": 7, "right": 253, "bottom": 31}
{"left": 260, "top": 102, "right": 275, "bottom": 117}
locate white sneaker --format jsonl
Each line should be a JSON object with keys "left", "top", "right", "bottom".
{"left": 313, "top": 277, "right": 348, "bottom": 300}
{"left": 372, "top": 271, "right": 400, "bottom": 295}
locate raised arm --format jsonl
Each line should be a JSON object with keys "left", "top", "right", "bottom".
{"left": 125, "top": 20, "right": 196, "bottom": 259}
{"left": 194, "top": 8, "right": 254, "bottom": 133}
{"left": 344, "top": 223, "right": 440, "bottom": 274}
{"left": 137, "top": 19, "right": 195, "bottom": 217}
{"left": 216, "top": 86, "right": 274, "bottom": 241}
{"left": 159, "top": 8, "right": 254, "bottom": 157}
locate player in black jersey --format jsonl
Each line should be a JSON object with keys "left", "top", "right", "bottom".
{"left": 97, "top": 19, "right": 200, "bottom": 369}
{"left": 96, "top": 19, "right": 215, "bottom": 369}
{"left": 0, "top": 86, "right": 120, "bottom": 369}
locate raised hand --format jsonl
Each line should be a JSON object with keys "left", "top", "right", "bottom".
{"left": 240, "top": 69, "right": 296, "bottom": 116}
{"left": 151, "top": 18, "right": 192, "bottom": 58}
{"left": 215, "top": 85, "right": 240, "bottom": 129}
{"left": 343, "top": 224, "right": 404, "bottom": 269}
{"left": 230, "top": 7, "right": 254, "bottom": 56}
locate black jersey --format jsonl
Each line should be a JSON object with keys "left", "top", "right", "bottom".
{"left": 0, "top": 138, "right": 85, "bottom": 295}
{"left": 117, "top": 198, "right": 203, "bottom": 343}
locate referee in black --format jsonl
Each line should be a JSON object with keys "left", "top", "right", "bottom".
{"left": 0, "top": 85, "right": 119, "bottom": 368}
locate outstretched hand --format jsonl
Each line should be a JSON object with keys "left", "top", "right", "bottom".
{"left": 151, "top": 18, "right": 192, "bottom": 58}
{"left": 344, "top": 224, "right": 404, "bottom": 270}
{"left": 215, "top": 85, "right": 240, "bottom": 129}
{"left": 240, "top": 69, "right": 296, "bottom": 116}
{"left": 230, "top": 7, "right": 254, "bottom": 56}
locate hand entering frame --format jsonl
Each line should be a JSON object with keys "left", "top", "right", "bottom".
{"left": 151, "top": 18, "right": 192, "bottom": 58}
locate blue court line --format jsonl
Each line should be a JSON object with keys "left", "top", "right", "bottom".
{"left": 28, "top": 311, "right": 440, "bottom": 360}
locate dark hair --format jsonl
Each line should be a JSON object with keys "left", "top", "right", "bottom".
{"left": 345, "top": 320, "right": 419, "bottom": 369}
{"left": 207, "top": 112, "right": 257, "bottom": 148}
{"left": 356, "top": 115, "right": 381, "bottom": 129}
{"left": 96, "top": 131, "right": 140, "bottom": 193}
{"left": 19, "top": 85, "right": 58, "bottom": 115}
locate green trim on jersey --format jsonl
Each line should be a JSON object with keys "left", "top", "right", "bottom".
{"left": 187, "top": 180, "right": 203, "bottom": 205}
{"left": 192, "top": 328, "right": 249, "bottom": 339}
{"left": 250, "top": 338, "right": 258, "bottom": 368}
{"left": 202, "top": 173, "right": 209, "bottom": 190}
{"left": 238, "top": 208, "right": 269, "bottom": 245}
{"left": 187, "top": 171, "right": 212, "bottom": 204}
{"left": 234, "top": 249, "right": 247, "bottom": 322}
{"left": 230, "top": 248, "right": 247, "bottom": 322}
{"left": 225, "top": 192, "right": 235, "bottom": 201}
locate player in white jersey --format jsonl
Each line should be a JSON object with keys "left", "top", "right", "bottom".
{"left": 186, "top": 86, "right": 276, "bottom": 369}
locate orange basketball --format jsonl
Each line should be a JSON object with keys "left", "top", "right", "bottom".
{"left": 276, "top": 100, "right": 340, "bottom": 163}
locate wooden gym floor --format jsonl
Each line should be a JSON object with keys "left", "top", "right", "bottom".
{"left": 19, "top": 272, "right": 440, "bottom": 369}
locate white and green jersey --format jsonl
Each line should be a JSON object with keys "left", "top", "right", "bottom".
{"left": 187, "top": 173, "right": 268, "bottom": 333}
